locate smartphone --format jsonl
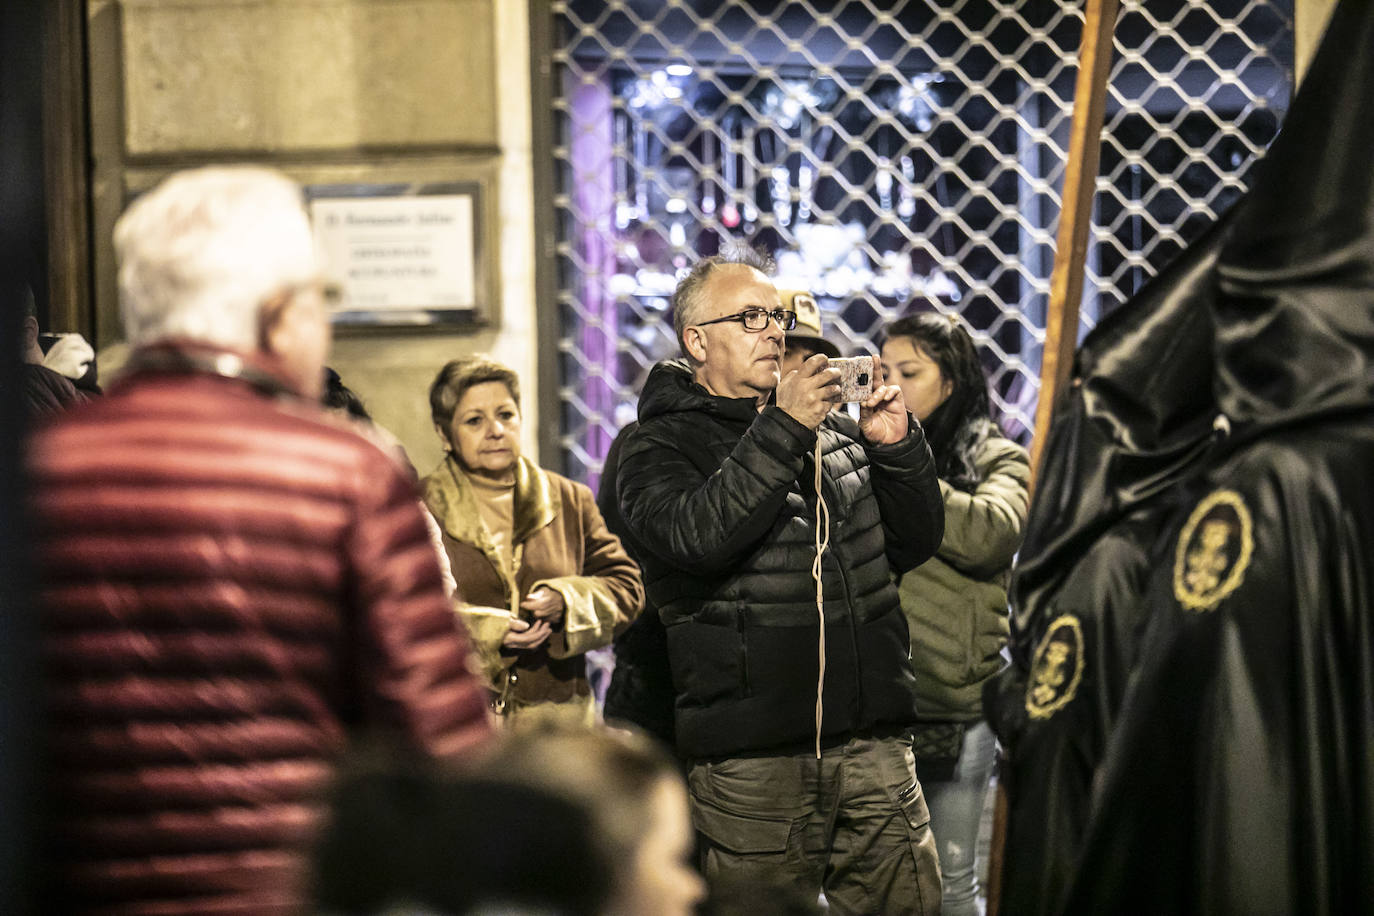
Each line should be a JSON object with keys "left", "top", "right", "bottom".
{"left": 830, "top": 355, "right": 874, "bottom": 403}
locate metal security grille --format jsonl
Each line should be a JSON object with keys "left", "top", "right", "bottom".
{"left": 534, "top": 0, "right": 1293, "bottom": 484}
{"left": 1089, "top": 1, "right": 1292, "bottom": 318}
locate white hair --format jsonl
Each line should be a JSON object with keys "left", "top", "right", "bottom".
{"left": 114, "top": 166, "right": 319, "bottom": 350}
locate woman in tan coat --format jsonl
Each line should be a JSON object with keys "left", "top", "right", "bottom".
{"left": 881, "top": 312, "right": 1031, "bottom": 916}
{"left": 423, "top": 355, "right": 645, "bottom": 726}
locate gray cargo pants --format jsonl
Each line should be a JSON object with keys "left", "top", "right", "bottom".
{"left": 687, "top": 734, "right": 943, "bottom": 915}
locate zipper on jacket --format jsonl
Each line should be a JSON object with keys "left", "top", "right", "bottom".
{"left": 736, "top": 604, "right": 751, "bottom": 697}
{"left": 817, "top": 430, "right": 865, "bottom": 710}
{"left": 835, "top": 534, "right": 864, "bottom": 711}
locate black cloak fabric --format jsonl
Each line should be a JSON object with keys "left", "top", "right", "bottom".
{"left": 984, "top": 213, "right": 1230, "bottom": 915}
{"left": 1058, "top": 0, "right": 1374, "bottom": 911}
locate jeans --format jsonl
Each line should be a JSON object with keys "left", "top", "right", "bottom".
{"left": 687, "top": 735, "right": 942, "bottom": 916}
{"left": 922, "top": 720, "right": 998, "bottom": 916}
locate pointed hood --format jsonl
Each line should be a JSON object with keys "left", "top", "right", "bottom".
{"left": 1214, "top": 0, "right": 1374, "bottom": 428}
{"left": 1009, "top": 215, "right": 1231, "bottom": 652}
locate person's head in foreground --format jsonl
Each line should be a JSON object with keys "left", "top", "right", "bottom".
{"left": 115, "top": 165, "right": 333, "bottom": 398}
{"left": 314, "top": 728, "right": 703, "bottom": 916}
{"left": 313, "top": 745, "right": 611, "bottom": 916}
{"left": 470, "top": 726, "right": 706, "bottom": 916}
{"left": 430, "top": 354, "right": 523, "bottom": 482}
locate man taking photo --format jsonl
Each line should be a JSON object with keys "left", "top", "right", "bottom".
{"left": 617, "top": 251, "right": 945, "bottom": 915}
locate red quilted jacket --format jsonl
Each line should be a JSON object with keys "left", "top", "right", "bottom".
{"left": 28, "top": 345, "right": 492, "bottom": 914}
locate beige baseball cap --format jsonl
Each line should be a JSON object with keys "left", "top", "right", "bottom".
{"left": 778, "top": 288, "right": 841, "bottom": 358}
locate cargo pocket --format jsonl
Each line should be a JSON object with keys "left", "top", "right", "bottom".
{"left": 895, "top": 774, "right": 931, "bottom": 833}
{"left": 691, "top": 797, "right": 792, "bottom": 856}
{"left": 888, "top": 744, "right": 943, "bottom": 915}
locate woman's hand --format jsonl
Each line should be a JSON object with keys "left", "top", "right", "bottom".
{"left": 521, "top": 587, "right": 566, "bottom": 624}
{"left": 501, "top": 616, "right": 552, "bottom": 650}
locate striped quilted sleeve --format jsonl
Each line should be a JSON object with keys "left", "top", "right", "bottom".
{"left": 347, "top": 450, "right": 493, "bottom": 758}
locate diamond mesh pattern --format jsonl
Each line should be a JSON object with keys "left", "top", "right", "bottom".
{"left": 540, "top": 0, "right": 1293, "bottom": 485}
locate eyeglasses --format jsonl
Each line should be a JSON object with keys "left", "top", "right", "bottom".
{"left": 694, "top": 307, "right": 798, "bottom": 332}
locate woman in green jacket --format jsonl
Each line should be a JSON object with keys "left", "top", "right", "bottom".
{"left": 881, "top": 312, "right": 1031, "bottom": 916}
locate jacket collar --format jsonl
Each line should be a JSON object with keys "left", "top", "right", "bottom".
{"left": 118, "top": 340, "right": 304, "bottom": 399}
{"left": 637, "top": 359, "right": 764, "bottom": 426}
{"left": 424, "top": 453, "right": 559, "bottom": 549}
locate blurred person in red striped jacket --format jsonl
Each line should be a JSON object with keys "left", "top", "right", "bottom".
{"left": 27, "top": 165, "right": 492, "bottom": 915}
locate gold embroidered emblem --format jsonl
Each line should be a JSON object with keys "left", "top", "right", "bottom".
{"left": 1025, "top": 615, "right": 1084, "bottom": 720}
{"left": 1173, "top": 489, "right": 1254, "bottom": 612}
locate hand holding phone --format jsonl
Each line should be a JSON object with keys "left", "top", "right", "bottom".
{"left": 777, "top": 354, "right": 842, "bottom": 430}
{"left": 857, "top": 353, "right": 909, "bottom": 445}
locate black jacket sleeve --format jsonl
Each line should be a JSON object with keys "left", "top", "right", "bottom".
{"left": 597, "top": 422, "right": 678, "bottom": 747}
{"left": 864, "top": 417, "right": 945, "bottom": 575}
{"left": 617, "top": 406, "right": 814, "bottom": 576}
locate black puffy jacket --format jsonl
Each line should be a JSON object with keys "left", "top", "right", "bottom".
{"left": 617, "top": 361, "right": 944, "bottom": 758}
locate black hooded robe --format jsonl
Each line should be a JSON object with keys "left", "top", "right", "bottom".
{"left": 1059, "top": 0, "right": 1374, "bottom": 908}
{"left": 986, "top": 215, "right": 1230, "bottom": 914}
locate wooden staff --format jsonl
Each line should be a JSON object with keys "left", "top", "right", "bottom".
{"left": 1026, "top": 0, "right": 1123, "bottom": 490}
{"left": 986, "top": 1, "right": 1120, "bottom": 913}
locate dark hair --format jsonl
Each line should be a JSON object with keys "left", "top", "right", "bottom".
{"left": 671, "top": 247, "right": 776, "bottom": 358}
{"left": 322, "top": 367, "right": 372, "bottom": 421}
{"left": 312, "top": 746, "right": 613, "bottom": 916}
{"left": 881, "top": 311, "right": 997, "bottom": 491}
{"left": 468, "top": 725, "right": 681, "bottom": 885}
{"left": 428, "top": 355, "right": 521, "bottom": 432}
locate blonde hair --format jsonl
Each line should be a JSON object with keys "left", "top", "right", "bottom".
{"left": 429, "top": 354, "right": 522, "bottom": 429}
